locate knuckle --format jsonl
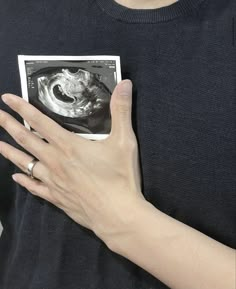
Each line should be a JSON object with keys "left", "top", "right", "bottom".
{"left": 15, "top": 130, "right": 27, "bottom": 145}
{"left": 117, "top": 135, "right": 138, "bottom": 152}
{"left": 62, "top": 137, "right": 86, "bottom": 160}
{"left": 46, "top": 192, "right": 59, "bottom": 205}
{"left": 15, "top": 101, "right": 23, "bottom": 113}
{"left": 17, "top": 158, "right": 28, "bottom": 173}
{"left": 116, "top": 138, "right": 126, "bottom": 150}
{"left": 37, "top": 168, "right": 51, "bottom": 184}
{"left": 0, "top": 111, "right": 8, "bottom": 127}
{"left": 128, "top": 138, "right": 138, "bottom": 151}
{"left": 125, "top": 140, "right": 138, "bottom": 155}
{"left": 27, "top": 111, "right": 41, "bottom": 127}
{"left": 117, "top": 102, "right": 130, "bottom": 113}
{"left": 28, "top": 186, "right": 38, "bottom": 196}
{"left": 16, "top": 129, "right": 29, "bottom": 145}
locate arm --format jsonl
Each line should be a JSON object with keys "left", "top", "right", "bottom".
{"left": 105, "top": 199, "right": 236, "bottom": 289}
{"left": 1, "top": 83, "right": 235, "bottom": 288}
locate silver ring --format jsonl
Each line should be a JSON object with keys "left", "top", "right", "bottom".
{"left": 27, "top": 158, "right": 39, "bottom": 179}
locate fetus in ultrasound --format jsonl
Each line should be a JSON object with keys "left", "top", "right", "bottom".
{"left": 37, "top": 68, "right": 111, "bottom": 118}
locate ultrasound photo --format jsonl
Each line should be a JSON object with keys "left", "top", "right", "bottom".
{"left": 18, "top": 55, "right": 122, "bottom": 140}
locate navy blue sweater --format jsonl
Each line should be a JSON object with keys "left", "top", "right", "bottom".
{"left": 0, "top": 0, "right": 235, "bottom": 288}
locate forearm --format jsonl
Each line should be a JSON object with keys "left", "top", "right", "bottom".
{"left": 106, "top": 199, "right": 236, "bottom": 289}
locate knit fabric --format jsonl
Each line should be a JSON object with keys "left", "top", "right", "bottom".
{"left": 0, "top": 0, "right": 235, "bottom": 288}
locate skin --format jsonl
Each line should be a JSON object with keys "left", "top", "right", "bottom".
{"left": 0, "top": 80, "right": 144, "bottom": 234}
{"left": 115, "top": 0, "right": 178, "bottom": 9}
{"left": 0, "top": 79, "right": 235, "bottom": 289}
{"left": 0, "top": 1, "right": 235, "bottom": 288}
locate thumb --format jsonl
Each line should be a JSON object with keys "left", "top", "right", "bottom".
{"left": 110, "top": 79, "right": 133, "bottom": 138}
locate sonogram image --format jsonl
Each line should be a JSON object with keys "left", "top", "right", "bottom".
{"left": 37, "top": 68, "right": 111, "bottom": 118}
{"left": 20, "top": 58, "right": 120, "bottom": 137}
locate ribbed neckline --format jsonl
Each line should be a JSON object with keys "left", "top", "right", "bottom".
{"left": 96, "top": 0, "right": 207, "bottom": 23}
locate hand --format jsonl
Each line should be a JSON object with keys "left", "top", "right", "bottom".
{"left": 0, "top": 80, "right": 145, "bottom": 245}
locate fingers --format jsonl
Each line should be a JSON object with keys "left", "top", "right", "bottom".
{"left": 109, "top": 80, "right": 134, "bottom": 139}
{"left": 12, "top": 173, "right": 53, "bottom": 204}
{"left": 0, "top": 109, "right": 58, "bottom": 165}
{"left": 1, "top": 93, "right": 88, "bottom": 149}
{"left": 0, "top": 141, "right": 51, "bottom": 184}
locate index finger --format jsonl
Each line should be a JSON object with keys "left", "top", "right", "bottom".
{"left": 1, "top": 93, "right": 88, "bottom": 149}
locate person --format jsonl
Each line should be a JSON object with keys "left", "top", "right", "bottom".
{"left": 0, "top": 0, "right": 235, "bottom": 288}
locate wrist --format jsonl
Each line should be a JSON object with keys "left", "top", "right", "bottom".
{"left": 103, "top": 197, "right": 157, "bottom": 254}
{"left": 93, "top": 193, "right": 147, "bottom": 250}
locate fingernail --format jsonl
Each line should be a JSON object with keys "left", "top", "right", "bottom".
{"left": 12, "top": 174, "right": 18, "bottom": 182}
{"left": 1, "top": 94, "right": 10, "bottom": 104}
{"left": 118, "top": 80, "right": 132, "bottom": 97}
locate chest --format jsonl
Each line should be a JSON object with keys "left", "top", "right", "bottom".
{"left": 0, "top": 5, "right": 235, "bottom": 201}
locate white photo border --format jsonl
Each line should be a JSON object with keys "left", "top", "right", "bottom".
{"left": 18, "top": 55, "right": 122, "bottom": 140}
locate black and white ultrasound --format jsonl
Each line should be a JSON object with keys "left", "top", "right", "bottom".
{"left": 20, "top": 58, "right": 121, "bottom": 139}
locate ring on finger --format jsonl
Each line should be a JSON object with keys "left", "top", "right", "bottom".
{"left": 27, "top": 157, "right": 39, "bottom": 179}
